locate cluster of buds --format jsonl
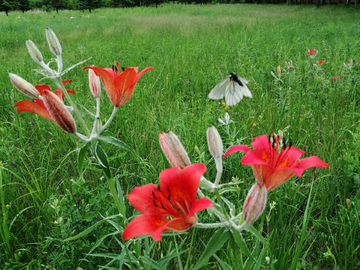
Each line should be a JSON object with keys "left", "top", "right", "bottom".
{"left": 8, "top": 28, "right": 153, "bottom": 142}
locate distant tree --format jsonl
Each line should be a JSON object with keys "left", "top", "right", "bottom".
{"left": 0, "top": 0, "right": 19, "bottom": 15}
{"left": 19, "top": 0, "right": 30, "bottom": 12}
{"left": 78, "top": 0, "right": 102, "bottom": 12}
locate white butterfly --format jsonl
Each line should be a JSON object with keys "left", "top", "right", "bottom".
{"left": 208, "top": 72, "right": 252, "bottom": 106}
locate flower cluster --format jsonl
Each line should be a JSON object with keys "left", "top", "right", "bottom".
{"left": 9, "top": 28, "right": 153, "bottom": 142}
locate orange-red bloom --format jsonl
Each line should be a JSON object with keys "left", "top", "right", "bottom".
{"left": 84, "top": 63, "right": 153, "bottom": 107}
{"left": 306, "top": 49, "right": 317, "bottom": 56}
{"left": 316, "top": 60, "right": 325, "bottom": 65}
{"left": 123, "top": 164, "right": 213, "bottom": 241}
{"left": 224, "top": 134, "right": 329, "bottom": 191}
{"left": 14, "top": 80, "right": 74, "bottom": 121}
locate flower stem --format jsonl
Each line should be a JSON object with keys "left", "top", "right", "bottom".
{"left": 106, "top": 176, "right": 126, "bottom": 220}
{"left": 102, "top": 106, "right": 118, "bottom": 132}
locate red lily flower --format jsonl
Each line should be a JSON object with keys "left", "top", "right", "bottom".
{"left": 332, "top": 77, "right": 339, "bottom": 81}
{"left": 123, "top": 164, "right": 214, "bottom": 241}
{"left": 83, "top": 63, "right": 153, "bottom": 107}
{"left": 316, "top": 60, "right": 325, "bottom": 65}
{"left": 306, "top": 49, "right": 317, "bottom": 56}
{"left": 224, "top": 134, "right": 329, "bottom": 191}
{"left": 14, "top": 80, "right": 74, "bottom": 121}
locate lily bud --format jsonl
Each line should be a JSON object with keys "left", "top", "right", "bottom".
{"left": 42, "top": 90, "right": 76, "bottom": 133}
{"left": 8, "top": 73, "right": 39, "bottom": 99}
{"left": 243, "top": 183, "right": 267, "bottom": 226}
{"left": 26, "top": 39, "right": 44, "bottom": 64}
{"left": 207, "top": 125, "right": 223, "bottom": 159}
{"left": 277, "top": 65, "right": 281, "bottom": 74}
{"left": 165, "top": 131, "right": 191, "bottom": 169}
{"left": 159, "top": 132, "right": 180, "bottom": 168}
{"left": 46, "top": 27, "right": 62, "bottom": 56}
{"left": 88, "top": 67, "right": 101, "bottom": 98}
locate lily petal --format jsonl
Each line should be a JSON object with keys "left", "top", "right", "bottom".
{"left": 122, "top": 214, "right": 169, "bottom": 241}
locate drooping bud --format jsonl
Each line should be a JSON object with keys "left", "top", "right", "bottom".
{"left": 8, "top": 73, "right": 39, "bottom": 99}
{"left": 242, "top": 183, "right": 267, "bottom": 226}
{"left": 42, "top": 90, "right": 76, "bottom": 133}
{"left": 207, "top": 125, "right": 223, "bottom": 159}
{"left": 26, "top": 39, "right": 44, "bottom": 64}
{"left": 165, "top": 131, "right": 191, "bottom": 169}
{"left": 88, "top": 67, "right": 101, "bottom": 98}
{"left": 46, "top": 27, "right": 62, "bottom": 56}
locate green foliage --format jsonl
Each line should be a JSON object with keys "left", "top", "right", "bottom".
{"left": 0, "top": 4, "right": 359, "bottom": 269}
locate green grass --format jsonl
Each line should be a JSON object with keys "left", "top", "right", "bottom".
{"left": 0, "top": 3, "right": 359, "bottom": 269}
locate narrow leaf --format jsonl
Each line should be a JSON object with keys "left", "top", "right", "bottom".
{"left": 246, "top": 225, "right": 269, "bottom": 246}
{"left": 77, "top": 142, "right": 90, "bottom": 175}
{"left": 63, "top": 214, "right": 121, "bottom": 242}
{"left": 139, "top": 256, "right": 166, "bottom": 270}
{"left": 194, "top": 228, "right": 230, "bottom": 270}
{"left": 98, "top": 136, "right": 133, "bottom": 152}
{"left": 231, "top": 227, "right": 256, "bottom": 262}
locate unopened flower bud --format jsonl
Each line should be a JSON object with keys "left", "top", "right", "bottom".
{"left": 243, "top": 183, "right": 267, "bottom": 226}
{"left": 159, "top": 132, "right": 180, "bottom": 168}
{"left": 42, "top": 90, "right": 76, "bottom": 133}
{"left": 88, "top": 67, "right": 101, "bottom": 98}
{"left": 8, "top": 73, "right": 39, "bottom": 99}
{"left": 165, "top": 131, "right": 191, "bottom": 169}
{"left": 46, "top": 27, "right": 62, "bottom": 56}
{"left": 207, "top": 125, "right": 223, "bottom": 159}
{"left": 277, "top": 65, "right": 281, "bottom": 74}
{"left": 285, "top": 61, "right": 289, "bottom": 70}
{"left": 26, "top": 39, "right": 44, "bottom": 64}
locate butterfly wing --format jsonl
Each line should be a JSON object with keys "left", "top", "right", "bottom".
{"left": 208, "top": 76, "right": 230, "bottom": 100}
{"left": 224, "top": 75, "right": 252, "bottom": 106}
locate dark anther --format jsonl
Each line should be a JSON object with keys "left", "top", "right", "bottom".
{"left": 268, "top": 134, "right": 271, "bottom": 143}
{"left": 152, "top": 191, "right": 157, "bottom": 200}
{"left": 168, "top": 194, "right": 171, "bottom": 201}
{"left": 289, "top": 141, "right": 292, "bottom": 149}
{"left": 153, "top": 200, "right": 158, "bottom": 207}
{"left": 158, "top": 186, "right": 161, "bottom": 192}
{"left": 282, "top": 137, "right": 286, "bottom": 149}
{"left": 161, "top": 202, "right": 166, "bottom": 210}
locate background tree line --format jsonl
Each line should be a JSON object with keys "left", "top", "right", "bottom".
{"left": 0, "top": 0, "right": 357, "bottom": 16}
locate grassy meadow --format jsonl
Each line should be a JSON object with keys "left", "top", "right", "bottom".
{"left": 0, "top": 3, "right": 360, "bottom": 269}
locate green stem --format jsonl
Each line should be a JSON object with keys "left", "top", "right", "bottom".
{"left": 214, "top": 189, "right": 229, "bottom": 220}
{"left": 107, "top": 176, "right": 126, "bottom": 220}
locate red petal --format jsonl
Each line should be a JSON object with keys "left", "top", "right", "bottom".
{"left": 187, "top": 197, "right": 214, "bottom": 218}
{"left": 35, "top": 84, "right": 51, "bottom": 95}
{"left": 122, "top": 214, "right": 169, "bottom": 241}
{"left": 113, "top": 67, "right": 137, "bottom": 106}
{"left": 159, "top": 164, "right": 206, "bottom": 213}
{"left": 62, "top": 79, "right": 71, "bottom": 85}
{"left": 224, "top": 145, "right": 251, "bottom": 157}
{"left": 263, "top": 169, "right": 296, "bottom": 191}
{"left": 14, "top": 100, "right": 52, "bottom": 120}
{"left": 127, "top": 183, "right": 179, "bottom": 217}
{"left": 118, "top": 67, "right": 154, "bottom": 107}
{"left": 294, "top": 156, "right": 329, "bottom": 176}
{"left": 276, "top": 146, "right": 304, "bottom": 169}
